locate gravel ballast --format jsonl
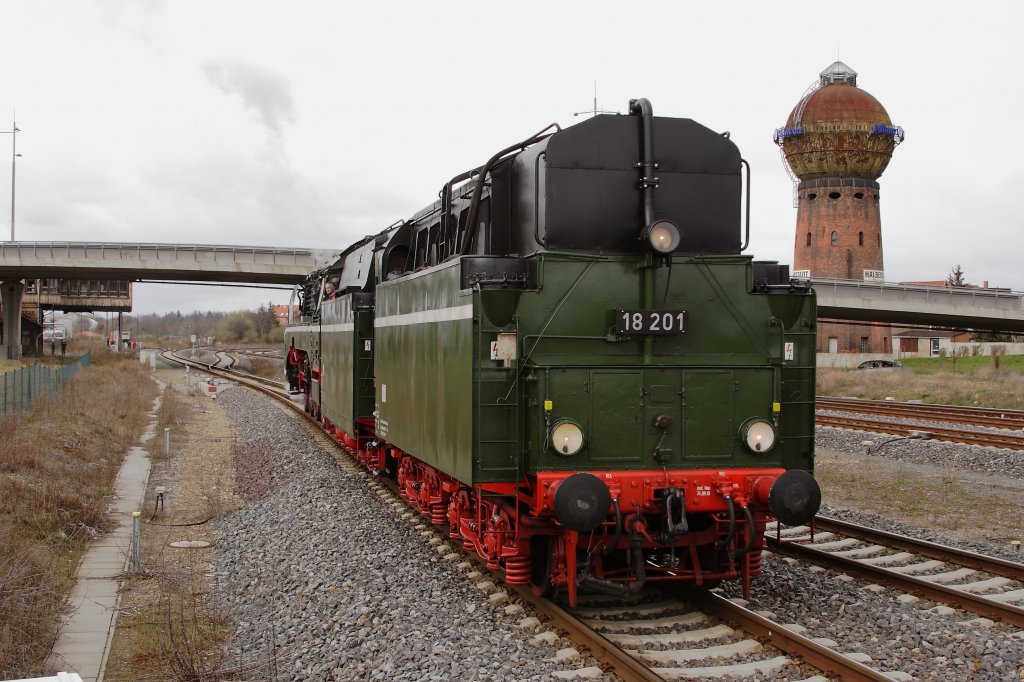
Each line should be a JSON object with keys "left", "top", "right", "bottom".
{"left": 726, "top": 551, "right": 1024, "bottom": 682}
{"left": 816, "top": 419, "right": 1024, "bottom": 481}
{"left": 213, "top": 387, "right": 603, "bottom": 681}
{"left": 714, "top": 423, "right": 1024, "bottom": 681}
{"left": 209, "top": 381, "right": 1024, "bottom": 680}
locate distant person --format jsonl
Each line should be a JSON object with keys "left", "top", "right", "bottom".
{"left": 60, "top": 339, "right": 67, "bottom": 357}
{"left": 324, "top": 281, "right": 336, "bottom": 299}
{"left": 51, "top": 340, "right": 56, "bottom": 355}
{"left": 286, "top": 342, "right": 302, "bottom": 392}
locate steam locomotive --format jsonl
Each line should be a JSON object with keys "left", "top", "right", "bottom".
{"left": 284, "top": 99, "right": 820, "bottom": 605}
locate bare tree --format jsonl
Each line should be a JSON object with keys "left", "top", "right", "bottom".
{"left": 253, "top": 302, "right": 278, "bottom": 341}
{"left": 946, "top": 264, "right": 966, "bottom": 287}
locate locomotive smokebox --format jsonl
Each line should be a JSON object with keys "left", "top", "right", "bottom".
{"left": 553, "top": 473, "right": 612, "bottom": 532}
{"left": 768, "top": 469, "right": 821, "bottom": 526}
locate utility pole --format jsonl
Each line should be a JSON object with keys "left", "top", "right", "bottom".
{"left": 1, "top": 117, "right": 21, "bottom": 241}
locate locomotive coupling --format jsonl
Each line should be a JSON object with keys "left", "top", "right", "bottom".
{"left": 767, "top": 469, "right": 822, "bottom": 526}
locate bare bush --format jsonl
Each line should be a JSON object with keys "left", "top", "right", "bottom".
{"left": 951, "top": 346, "right": 969, "bottom": 371}
{"left": 0, "top": 546, "right": 61, "bottom": 678}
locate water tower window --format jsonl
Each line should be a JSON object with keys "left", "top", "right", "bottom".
{"left": 858, "top": 232, "right": 864, "bottom": 246}
{"left": 806, "top": 232, "right": 812, "bottom": 246}
{"left": 830, "top": 231, "right": 838, "bottom": 246}
{"left": 828, "top": 191, "right": 841, "bottom": 200}
{"left": 807, "top": 193, "right": 817, "bottom": 201}
{"left": 854, "top": 192, "right": 865, "bottom": 200}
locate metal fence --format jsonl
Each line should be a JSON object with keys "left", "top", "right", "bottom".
{"left": 1, "top": 351, "right": 92, "bottom": 417}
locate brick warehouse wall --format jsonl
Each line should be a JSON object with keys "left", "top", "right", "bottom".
{"left": 818, "top": 320, "right": 891, "bottom": 354}
{"left": 792, "top": 178, "right": 884, "bottom": 280}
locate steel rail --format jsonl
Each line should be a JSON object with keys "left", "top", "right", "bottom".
{"left": 817, "top": 397, "right": 1024, "bottom": 429}
{"left": 768, "top": 539, "right": 1024, "bottom": 628}
{"left": 164, "top": 349, "right": 285, "bottom": 391}
{"left": 813, "top": 516, "right": 1024, "bottom": 580}
{"left": 507, "top": 586, "right": 667, "bottom": 682}
{"left": 691, "top": 592, "right": 894, "bottom": 682}
{"left": 161, "top": 349, "right": 295, "bottom": 400}
{"left": 815, "top": 414, "right": 1024, "bottom": 450}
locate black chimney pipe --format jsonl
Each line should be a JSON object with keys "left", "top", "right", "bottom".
{"left": 629, "top": 98, "right": 656, "bottom": 230}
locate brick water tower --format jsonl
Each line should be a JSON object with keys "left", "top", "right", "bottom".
{"left": 775, "top": 61, "right": 903, "bottom": 354}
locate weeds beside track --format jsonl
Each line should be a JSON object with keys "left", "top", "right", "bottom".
{"left": 0, "top": 347, "right": 158, "bottom": 678}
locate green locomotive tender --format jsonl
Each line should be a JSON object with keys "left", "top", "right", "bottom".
{"left": 285, "top": 99, "right": 820, "bottom": 605}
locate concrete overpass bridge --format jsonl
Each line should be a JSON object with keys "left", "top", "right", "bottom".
{"left": 2, "top": 242, "right": 1023, "bottom": 359}
{"left": 813, "top": 278, "right": 1024, "bottom": 334}
{"left": 1, "top": 241, "right": 336, "bottom": 359}
{"left": 0, "top": 241, "right": 333, "bottom": 284}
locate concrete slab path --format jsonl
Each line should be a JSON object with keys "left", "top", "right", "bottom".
{"left": 46, "top": 390, "right": 162, "bottom": 682}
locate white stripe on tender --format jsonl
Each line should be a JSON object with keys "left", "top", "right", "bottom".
{"left": 375, "top": 304, "right": 473, "bottom": 328}
{"left": 284, "top": 323, "right": 354, "bottom": 334}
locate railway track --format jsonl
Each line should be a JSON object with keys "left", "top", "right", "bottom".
{"left": 161, "top": 349, "right": 288, "bottom": 393}
{"left": 818, "top": 397, "right": 1024, "bottom": 430}
{"left": 158, "top": 351, "right": 941, "bottom": 681}
{"left": 768, "top": 516, "right": 1024, "bottom": 628}
{"left": 547, "top": 588, "right": 899, "bottom": 681}
{"left": 814, "top": 413, "right": 1024, "bottom": 450}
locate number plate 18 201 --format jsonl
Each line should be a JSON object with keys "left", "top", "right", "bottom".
{"left": 616, "top": 309, "right": 687, "bottom": 335}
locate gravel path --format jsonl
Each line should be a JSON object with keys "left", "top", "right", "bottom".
{"left": 213, "top": 386, "right": 607, "bottom": 681}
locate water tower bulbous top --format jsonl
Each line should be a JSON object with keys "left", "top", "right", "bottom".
{"left": 775, "top": 61, "right": 903, "bottom": 181}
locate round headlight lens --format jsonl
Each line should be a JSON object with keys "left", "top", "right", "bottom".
{"left": 741, "top": 419, "right": 776, "bottom": 453}
{"left": 645, "top": 220, "right": 681, "bottom": 254}
{"left": 551, "top": 420, "right": 585, "bottom": 456}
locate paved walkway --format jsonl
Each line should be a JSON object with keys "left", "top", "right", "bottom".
{"left": 46, "top": 394, "right": 161, "bottom": 682}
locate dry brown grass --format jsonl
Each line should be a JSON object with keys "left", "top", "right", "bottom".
{"left": 0, "top": 351, "right": 158, "bottom": 677}
{"left": 817, "top": 360, "right": 1024, "bottom": 548}
{"left": 246, "top": 356, "right": 283, "bottom": 382}
{"left": 817, "top": 366, "right": 1024, "bottom": 410}
{"left": 815, "top": 452, "right": 1024, "bottom": 545}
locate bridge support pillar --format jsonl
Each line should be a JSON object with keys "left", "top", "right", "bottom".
{"left": 2, "top": 280, "right": 24, "bottom": 360}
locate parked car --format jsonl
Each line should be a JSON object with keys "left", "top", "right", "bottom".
{"left": 856, "top": 359, "right": 903, "bottom": 369}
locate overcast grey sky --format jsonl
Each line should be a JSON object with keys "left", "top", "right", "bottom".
{"left": 1, "top": 1, "right": 1021, "bottom": 314}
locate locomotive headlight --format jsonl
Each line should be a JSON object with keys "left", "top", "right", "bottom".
{"left": 643, "top": 219, "right": 681, "bottom": 254}
{"left": 550, "top": 420, "right": 585, "bottom": 456}
{"left": 740, "top": 419, "right": 776, "bottom": 453}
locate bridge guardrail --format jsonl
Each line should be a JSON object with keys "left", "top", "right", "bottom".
{"left": 1, "top": 352, "right": 92, "bottom": 418}
{"left": 812, "top": 278, "right": 1024, "bottom": 308}
{"left": 0, "top": 241, "right": 331, "bottom": 265}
